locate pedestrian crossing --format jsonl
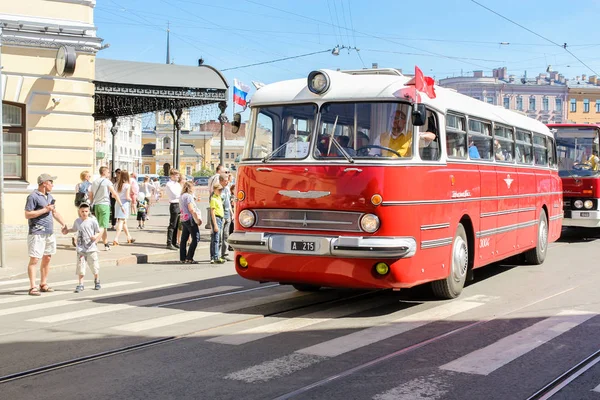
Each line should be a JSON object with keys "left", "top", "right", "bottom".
{"left": 1, "top": 279, "right": 598, "bottom": 394}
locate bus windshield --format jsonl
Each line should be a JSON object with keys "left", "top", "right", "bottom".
{"left": 555, "top": 127, "right": 600, "bottom": 177}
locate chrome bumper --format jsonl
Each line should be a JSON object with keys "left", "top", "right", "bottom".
{"left": 228, "top": 232, "right": 417, "bottom": 259}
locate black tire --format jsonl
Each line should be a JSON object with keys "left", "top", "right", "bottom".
{"left": 431, "top": 223, "right": 469, "bottom": 299}
{"left": 524, "top": 209, "right": 548, "bottom": 265}
{"left": 292, "top": 284, "right": 321, "bottom": 292}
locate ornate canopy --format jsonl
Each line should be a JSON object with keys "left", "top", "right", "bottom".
{"left": 94, "top": 59, "right": 228, "bottom": 120}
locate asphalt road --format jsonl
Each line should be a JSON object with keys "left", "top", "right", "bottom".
{"left": 1, "top": 227, "right": 599, "bottom": 400}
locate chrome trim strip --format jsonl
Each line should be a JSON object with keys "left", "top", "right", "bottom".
{"left": 382, "top": 191, "right": 563, "bottom": 206}
{"left": 278, "top": 190, "right": 331, "bottom": 199}
{"left": 421, "top": 237, "right": 453, "bottom": 249}
{"left": 343, "top": 168, "right": 363, "bottom": 172}
{"left": 420, "top": 223, "right": 450, "bottom": 231}
{"left": 256, "top": 167, "right": 273, "bottom": 172}
{"left": 480, "top": 207, "right": 537, "bottom": 218}
{"left": 549, "top": 214, "right": 564, "bottom": 221}
{"left": 262, "top": 218, "right": 352, "bottom": 225}
{"left": 476, "top": 220, "right": 537, "bottom": 238}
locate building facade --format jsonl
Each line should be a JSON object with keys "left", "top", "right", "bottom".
{"left": 439, "top": 67, "right": 569, "bottom": 124}
{"left": 94, "top": 115, "right": 142, "bottom": 174}
{"left": 566, "top": 75, "right": 600, "bottom": 123}
{"left": 1, "top": 0, "right": 101, "bottom": 238}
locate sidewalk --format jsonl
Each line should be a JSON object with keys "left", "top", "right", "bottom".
{"left": 0, "top": 199, "right": 215, "bottom": 280}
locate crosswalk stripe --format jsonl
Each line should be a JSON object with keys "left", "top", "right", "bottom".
{"left": 226, "top": 298, "right": 486, "bottom": 382}
{"left": 208, "top": 297, "right": 393, "bottom": 346}
{"left": 27, "top": 286, "right": 240, "bottom": 323}
{"left": 0, "top": 282, "right": 156, "bottom": 317}
{"left": 0, "top": 281, "right": 138, "bottom": 305}
{"left": 0, "top": 278, "right": 30, "bottom": 287}
{"left": 0, "top": 279, "right": 79, "bottom": 294}
{"left": 440, "top": 310, "right": 596, "bottom": 375}
{"left": 114, "top": 291, "right": 311, "bottom": 333}
{"left": 593, "top": 383, "right": 600, "bottom": 393}
{"left": 298, "top": 299, "right": 484, "bottom": 358}
{"left": 372, "top": 375, "right": 449, "bottom": 400}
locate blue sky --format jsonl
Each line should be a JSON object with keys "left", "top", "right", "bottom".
{"left": 95, "top": 0, "right": 600, "bottom": 119}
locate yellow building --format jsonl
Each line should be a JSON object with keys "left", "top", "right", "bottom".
{"left": 1, "top": 1, "right": 101, "bottom": 238}
{"left": 567, "top": 75, "right": 600, "bottom": 123}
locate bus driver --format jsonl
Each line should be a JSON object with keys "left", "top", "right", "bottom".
{"left": 372, "top": 107, "right": 436, "bottom": 157}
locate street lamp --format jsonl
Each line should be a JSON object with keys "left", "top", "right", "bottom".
{"left": 218, "top": 101, "right": 227, "bottom": 166}
{"left": 110, "top": 116, "right": 118, "bottom": 177}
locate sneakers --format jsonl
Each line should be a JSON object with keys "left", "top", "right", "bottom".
{"left": 167, "top": 244, "right": 178, "bottom": 251}
{"left": 75, "top": 284, "right": 84, "bottom": 293}
{"left": 216, "top": 258, "right": 226, "bottom": 264}
{"left": 222, "top": 255, "right": 232, "bottom": 262}
{"left": 104, "top": 242, "right": 111, "bottom": 251}
{"left": 94, "top": 280, "right": 101, "bottom": 290}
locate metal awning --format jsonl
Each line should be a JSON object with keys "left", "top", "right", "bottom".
{"left": 94, "top": 58, "right": 228, "bottom": 120}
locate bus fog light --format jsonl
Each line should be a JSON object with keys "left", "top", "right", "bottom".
{"left": 238, "top": 256, "right": 249, "bottom": 269}
{"left": 584, "top": 200, "right": 593, "bottom": 209}
{"left": 360, "top": 214, "right": 380, "bottom": 233}
{"left": 374, "top": 262, "right": 389, "bottom": 276}
{"left": 574, "top": 200, "right": 583, "bottom": 209}
{"left": 239, "top": 210, "right": 255, "bottom": 227}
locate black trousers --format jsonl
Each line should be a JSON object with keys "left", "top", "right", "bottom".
{"left": 180, "top": 220, "right": 200, "bottom": 261}
{"left": 110, "top": 196, "right": 116, "bottom": 227}
{"left": 167, "top": 203, "right": 180, "bottom": 246}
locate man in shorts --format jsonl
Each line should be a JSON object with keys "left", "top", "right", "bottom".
{"left": 24, "top": 173, "right": 67, "bottom": 296}
{"left": 89, "top": 166, "right": 125, "bottom": 251}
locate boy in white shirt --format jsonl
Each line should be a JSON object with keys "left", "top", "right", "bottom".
{"left": 62, "top": 202, "right": 102, "bottom": 293}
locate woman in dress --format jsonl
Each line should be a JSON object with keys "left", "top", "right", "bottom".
{"left": 113, "top": 170, "right": 135, "bottom": 245}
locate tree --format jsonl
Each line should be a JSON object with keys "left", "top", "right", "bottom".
{"left": 193, "top": 167, "right": 213, "bottom": 177}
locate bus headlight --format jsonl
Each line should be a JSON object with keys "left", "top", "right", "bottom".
{"left": 307, "top": 71, "right": 330, "bottom": 94}
{"left": 584, "top": 200, "right": 594, "bottom": 209}
{"left": 239, "top": 210, "right": 256, "bottom": 228}
{"left": 574, "top": 200, "right": 584, "bottom": 209}
{"left": 360, "top": 214, "right": 380, "bottom": 233}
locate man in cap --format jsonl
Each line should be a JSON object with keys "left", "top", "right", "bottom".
{"left": 24, "top": 173, "right": 67, "bottom": 296}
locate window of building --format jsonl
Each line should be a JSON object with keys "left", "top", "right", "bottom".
{"left": 584, "top": 99, "right": 590, "bottom": 113}
{"left": 543, "top": 97, "right": 549, "bottom": 111}
{"left": 144, "top": 165, "right": 150, "bottom": 174}
{"left": 517, "top": 97, "right": 523, "bottom": 111}
{"left": 529, "top": 97, "right": 536, "bottom": 111}
{"left": 225, "top": 152, "right": 229, "bottom": 159}
{"left": 486, "top": 96, "right": 494, "bottom": 105}
{"left": 556, "top": 98, "right": 562, "bottom": 111}
{"left": 503, "top": 97, "right": 510, "bottom": 109}
{"left": 596, "top": 100, "right": 600, "bottom": 113}
{"left": 2, "top": 102, "right": 26, "bottom": 180}
{"left": 570, "top": 98, "right": 577, "bottom": 112}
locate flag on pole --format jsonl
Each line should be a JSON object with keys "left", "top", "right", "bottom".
{"left": 233, "top": 79, "right": 251, "bottom": 108}
{"left": 404, "top": 66, "right": 436, "bottom": 99}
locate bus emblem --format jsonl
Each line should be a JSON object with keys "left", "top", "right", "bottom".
{"left": 504, "top": 174, "right": 514, "bottom": 189}
{"left": 451, "top": 190, "right": 471, "bottom": 198}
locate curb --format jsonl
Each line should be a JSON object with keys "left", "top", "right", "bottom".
{"left": 0, "top": 243, "right": 211, "bottom": 281}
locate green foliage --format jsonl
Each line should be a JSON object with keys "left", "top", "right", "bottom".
{"left": 193, "top": 167, "right": 213, "bottom": 177}
{"left": 157, "top": 168, "right": 164, "bottom": 176}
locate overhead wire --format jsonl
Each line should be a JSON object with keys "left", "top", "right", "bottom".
{"left": 221, "top": 50, "right": 333, "bottom": 71}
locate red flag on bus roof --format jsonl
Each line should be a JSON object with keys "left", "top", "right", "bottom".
{"left": 405, "top": 66, "right": 437, "bottom": 99}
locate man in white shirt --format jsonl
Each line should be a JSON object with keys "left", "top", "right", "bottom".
{"left": 165, "top": 169, "right": 182, "bottom": 250}
{"left": 207, "top": 164, "right": 224, "bottom": 197}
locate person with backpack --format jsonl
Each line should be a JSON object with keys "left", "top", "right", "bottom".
{"left": 73, "top": 171, "right": 92, "bottom": 247}
{"left": 89, "top": 166, "right": 126, "bottom": 251}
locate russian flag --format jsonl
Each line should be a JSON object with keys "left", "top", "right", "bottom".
{"left": 233, "top": 79, "right": 251, "bottom": 108}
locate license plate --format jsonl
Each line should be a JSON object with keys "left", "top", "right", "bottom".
{"left": 291, "top": 241, "right": 315, "bottom": 251}
{"left": 580, "top": 212, "right": 590, "bottom": 217}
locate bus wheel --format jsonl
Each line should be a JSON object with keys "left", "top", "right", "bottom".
{"left": 431, "top": 223, "right": 468, "bottom": 299}
{"left": 292, "top": 284, "right": 322, "bottom": 292}
{"left": 524, "top": 209, "right": 548, "bottom": 265}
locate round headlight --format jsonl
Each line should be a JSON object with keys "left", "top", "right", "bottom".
{"left": 239, "top": 210, "right": 256, "bottom": 228}
{"left": 574, "top": 200, "right": 584, "bottom": 209}
{"left": 584, "top": 200, "right": 594, "bottom": 209}
{"left": 360, "top": 214, "right": 380, "bottom": 233}
{"left": 307, "top": 71, "right": 330, "bottom": 94}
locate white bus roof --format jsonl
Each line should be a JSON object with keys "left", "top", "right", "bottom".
{"left": 251, "top": 68, "right": 551, "bottom": 136}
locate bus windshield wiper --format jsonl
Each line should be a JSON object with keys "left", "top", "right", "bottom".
{"left": 328, "top": 132, "right": 355, "bottom": 163}
{"left": 261, "top": 142, "right": 289, "bottom": 163}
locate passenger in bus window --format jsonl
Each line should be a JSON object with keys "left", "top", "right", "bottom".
{"left": 335, "top": 135, "right": 356, "bottom": 156}
{"left": 372, "top": 108, "right": 435, "bottom": 157}
{"left": 587, "top": 150, "right": 599, "bottom": 170}
{"left": 494, "top": 140, "right": 505, "bottom": 161}
{"left": 468, "top": 139, "right": 481, "bottom": 159}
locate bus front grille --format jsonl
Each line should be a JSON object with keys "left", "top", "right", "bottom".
{"left": 253, "top": 209, "right": 363, "bottom": 232}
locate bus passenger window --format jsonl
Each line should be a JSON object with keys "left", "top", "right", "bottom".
{"left": 516, "top": 130, "right": 533, "bottom": 164}
{"left": 446, "top": 113, "right": 467, "bottom": 159}
{"left": 420, "top": 112, "right": 440, "bottom": 161}
{"left": 468, "top": 119, "right": 492, "bottom": 160}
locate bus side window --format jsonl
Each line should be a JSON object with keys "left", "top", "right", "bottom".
{"left": 420, "top": 111, "right": 440, "bottom": 161}
{"left": 516, "top": 130, "right": 533, "bottom": 164}
{"left": 446, "top": 113, "right": 467, "bottom": 159}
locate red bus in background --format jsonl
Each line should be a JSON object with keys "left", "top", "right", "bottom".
{"left": 548, "top": 123, "right": 600, "bottom": 227}
{"left": 229, "top": 68, "right": 563, "bottom": 299}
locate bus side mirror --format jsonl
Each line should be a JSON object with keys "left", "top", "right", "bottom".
{"left": 232, "top": 113, "right": 241, "bottom": 133}
{"left": 412, "top": 104, "right": 426, "bottom": 126}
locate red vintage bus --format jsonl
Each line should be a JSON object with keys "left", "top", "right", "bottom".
{"left": 548, "top": 123, "right": 600, "bottom": 227}
{"left": 229, "top": 68, "right": 563, "bottom": 299}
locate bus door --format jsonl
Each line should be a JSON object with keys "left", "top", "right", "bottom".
{"left": 494, "top": 126, "right": 518, "bottom": 257}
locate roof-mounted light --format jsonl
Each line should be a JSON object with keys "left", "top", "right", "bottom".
{"left": 308, "top": 70, "right": 330, "bottom": 94}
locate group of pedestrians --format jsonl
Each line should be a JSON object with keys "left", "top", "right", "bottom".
{"left": 24, "top": 165, "right": 233, "bottom": 296}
